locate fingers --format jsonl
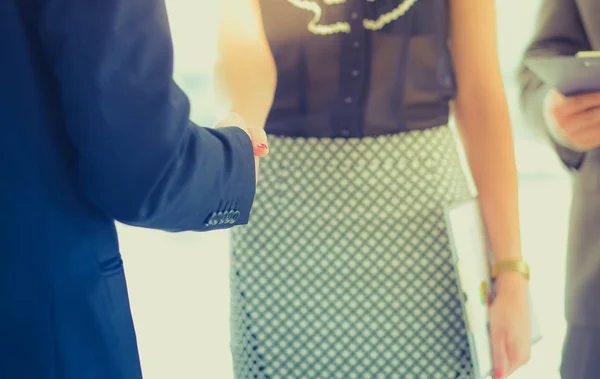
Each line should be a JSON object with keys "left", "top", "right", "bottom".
{"left": 504, "top": 333, "right": 531, "bottom": 378}
{"left": 490, "top": 321, "right": 531, "bottom": 379}
{"left": 214, "top": 113, "right": 269, "bottom": 157}
{"left": 546, "top": 90, "right": 600, "bottom": 148}
{"left": 561, "top": 120, "right": 600, "bottom": 150}
{"left": 490, "top": 330, "right": 508, "bottom": 379}
{"left": 249, "top": 127, "right": 269, "bottom": 158}
{"left": 560, "top": 106, "right": 600, "bottom": 132}
{"left": 213, "top": 113, "right": 266, "bottom": 185}
{"left": 551, "top": 90, "right": 600, "bottom": 119}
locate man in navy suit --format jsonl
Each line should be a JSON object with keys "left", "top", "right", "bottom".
{"left": 0, "top": 0, "right": 268, "bottom": 378}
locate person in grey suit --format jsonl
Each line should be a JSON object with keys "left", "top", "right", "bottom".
{"left": 519, "top": 0, "right": 600, "bottom": 377}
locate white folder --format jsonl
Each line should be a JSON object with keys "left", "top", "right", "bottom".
{"left": 445, "top": 198, "right": 542, "bottom": 379}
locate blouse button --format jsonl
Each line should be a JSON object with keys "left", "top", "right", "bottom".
{"left": 351, "top": 70, "right": 360, "bottom": 77}
{"left": 341, "top": 129, "right": 351, "bottom": 137}
{"left": 344, "top": 97, "right": 353, "bottom": 104}
{"left": 351, "top": 12, "right": 359, "bottom": 20}
{"left": 353, "top": 41, "right": 361, "bottom": 48}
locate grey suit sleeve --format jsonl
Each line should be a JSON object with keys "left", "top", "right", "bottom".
{"left": 518, "top": 0, "right": 591, "bottom": 170}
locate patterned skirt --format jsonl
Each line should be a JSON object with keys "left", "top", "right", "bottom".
{"left": 230, "top": 126, "right": 474, "bottom": 378}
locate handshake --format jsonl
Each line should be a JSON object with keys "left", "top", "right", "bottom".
{"left": 214, "top": 113, "right": 269, "bottom": 183}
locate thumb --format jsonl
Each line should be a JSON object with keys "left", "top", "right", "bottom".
{"left": 491, "top": 331, "right": 508, "bottom": 379}
{"left": 249, "top": 128, "right": 269, "bottom": 158}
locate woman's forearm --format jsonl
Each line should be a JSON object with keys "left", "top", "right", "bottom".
{"left": 453, "top": 93, "right": 522, "bottom": 268}
{"left": 214, "top": 0, "right": 276, "bottom": 129}
{"left": 448, "top": 0, "right": 523, "bottom": 278}
{"left": 214, "top": 51, "right": 277, "bottom": 130}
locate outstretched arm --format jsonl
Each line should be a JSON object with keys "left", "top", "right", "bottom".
{"left": 31, "top": 0, "right": 256, "bottom": 231}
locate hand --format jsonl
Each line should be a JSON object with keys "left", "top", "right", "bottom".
{"left": 488, "top": 272, "right": 531, "bottom": 379}
{"left": 544, "top": 89, "right": 600, "bottom": 150}
{"left": 214, "top": 113, "right": 269, "bottom": 183}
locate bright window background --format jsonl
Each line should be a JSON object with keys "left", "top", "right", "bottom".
{"left": 117, "top": 1, "right": 571, "bottom": 378}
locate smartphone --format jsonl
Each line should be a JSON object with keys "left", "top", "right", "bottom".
{"left": 525, "top": 54, "right": 600, "bottom": 96}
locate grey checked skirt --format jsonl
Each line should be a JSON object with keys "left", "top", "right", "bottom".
{"left": 230, "top": 125, "right": 474, "bottom": 378}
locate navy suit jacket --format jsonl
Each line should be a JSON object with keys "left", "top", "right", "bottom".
{"left": 0, "top": 0, "right": 256, "bottom": 378}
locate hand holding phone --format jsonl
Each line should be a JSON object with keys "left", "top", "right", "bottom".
{"left": 543, "top": 89, "right": 600, "bottom": 151}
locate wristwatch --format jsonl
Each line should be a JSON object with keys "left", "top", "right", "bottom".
{"left": 490, "top": 259, "right": 530, "bottom": 281}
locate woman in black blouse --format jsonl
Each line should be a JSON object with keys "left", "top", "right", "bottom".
{"left": 216, "top": 1, "right": 530, "bottom": 378}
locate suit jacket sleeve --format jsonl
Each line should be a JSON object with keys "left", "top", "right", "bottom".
{"left": 518, "top": 0, "right": 591, "bottom": 170}
{"left": 35, "top": 0, "right": 256, "bottom": 231}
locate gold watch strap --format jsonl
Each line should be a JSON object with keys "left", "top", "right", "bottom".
{"left": 490, "top": 259, "right": 530, "bottom": 281}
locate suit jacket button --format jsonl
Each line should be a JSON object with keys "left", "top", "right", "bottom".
{"left": 224, "top": 210, "right": 235, "bottom": 224}
{"left": 214, "top": 211, "right": 223, "bottom": 225}
{"left": 204, "top": 212, "right": 217, "bottom": 227}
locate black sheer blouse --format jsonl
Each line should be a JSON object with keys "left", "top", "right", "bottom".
{"left": 258, "top": 0, "right": 457, "bottom": 138}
